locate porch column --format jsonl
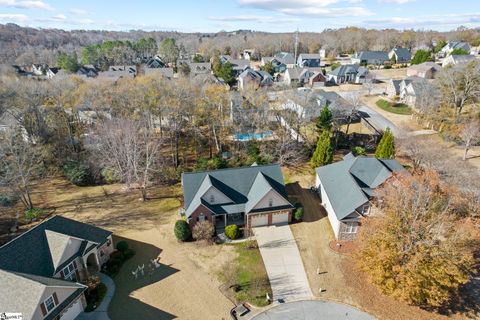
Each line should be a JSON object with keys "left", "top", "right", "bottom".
{"left": 224, "top": 214, "right": 227, "bottom": 227}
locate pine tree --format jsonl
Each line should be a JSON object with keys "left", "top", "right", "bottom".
{"left": 375, "top": 127, "right": 395, "bottom": 159}
{"left": 310, "top": 130, "right": 333, "bottom": 168}
{"left": 316, "top": 105, "right": 332, "bottom": 132}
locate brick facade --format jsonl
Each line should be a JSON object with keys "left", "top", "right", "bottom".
{"left": 188, "top": 204, "right": 215, "bottom": 229}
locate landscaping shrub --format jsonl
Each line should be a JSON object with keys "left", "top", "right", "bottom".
{"left": 195, "top": 156, "right": 227, "bottom": 171}
{"left": 352, "top": 146, "right": 367, "bottom": 156}
{"left": 105, "top": 249, "right": 136, "bottom": 278}
{"left": 225, "top": 224, "right": 241, "bottom": 240}
{"left": 24, "top": 208, "right": 45, "bottom": 222}
{"left": 85, "top": 282, "right": 108, "bottom": 312}
{"left": 294, "top": 207, "right": 304, "bottom": 221}
{"left": 174, "top": 220, "right": 191, "bottom": 241}
{"left": 116, "top": 241, "right": 129, "bottom": 253}
{"left": 63, "top": 160, "right": 94, "bottom": 186}
{"left": 100, "top": 167, "right": 118, "bottom": 184}
{"left": 192, "top": 221, "right": 214, "bottom": 242}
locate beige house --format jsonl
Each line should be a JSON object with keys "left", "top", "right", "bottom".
{"left": 0, "top": 216, "right": 114, "bottom": 320}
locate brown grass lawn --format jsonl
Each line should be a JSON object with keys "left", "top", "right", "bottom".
{"left": 286, "top": 167, "right": 472, "bottom": 320}
{"left": 1, "top": 177, "right": 237, "bottom": 320}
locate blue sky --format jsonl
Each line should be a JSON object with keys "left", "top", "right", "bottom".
{"left": 0, "top": 0, "right": 479, "bottom": 32}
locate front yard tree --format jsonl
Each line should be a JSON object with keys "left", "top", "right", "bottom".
{"left": 216, "top": 62, "right": 235, "bottom": 86}
{"left": 92, "top": 117, "right": 163, "bottom": 201}
{"left": 411, "top": 49, "right": 431, "bottom": 65}
{"left": 461, "top": 120, "right": 480, "bottom": 161}
{"left": 316, "top": 105, "right": 332, "bottom": 132}
{"left": 0, "top": 127, "right": 44, "bottom": 210}
{"left": 310, "top": 130, "right": 333, "bottom": 168}
{"left": 357, "top": 171, "right": 475, "bottom": 307}
{"left": 375, "top": 128, "right": 395, "bottom": 159}
{"left": 437, "top": 61, "right": 480, "bottom": 116}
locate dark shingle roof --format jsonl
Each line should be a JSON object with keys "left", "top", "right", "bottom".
{"left": 0, "top": 216, "right": 112, "bottom": 277}
{"left": 391, "top": 48, "right": 411, "bottom": 61}
{"left": 316, "top": 154, "right": 406, "bottom": 220}
{"left": 182, "top": 164, "right": 292, "bottom": 217}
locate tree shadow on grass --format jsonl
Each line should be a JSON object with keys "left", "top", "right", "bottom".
{"left": 108, "top": 236, "right": 179, "bottom": 320}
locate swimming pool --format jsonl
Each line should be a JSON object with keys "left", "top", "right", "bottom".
{"left": 233, "top": 131, "right": 273, "bottom": 141}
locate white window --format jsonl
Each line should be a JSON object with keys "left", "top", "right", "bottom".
{"left": 210, "top": 194, "right": 215, "bottom": 203}
{"left": 268, "top": 198, "right": 273, "bottom": 207}
{"left": 44, "top": 295, "right": 56, "bottom": 312}
{"left": 198, "top": 214, "right": 206, "bottom": 222}
{"left": 345, "top": 223, "right": 359, "bottom": 234}
{"left": 62, "top": 261, "right": 77, "bottom": 281}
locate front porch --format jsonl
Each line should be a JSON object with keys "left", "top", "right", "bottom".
{"left": 215, "top": 213, "right": 245, "bottom": 234}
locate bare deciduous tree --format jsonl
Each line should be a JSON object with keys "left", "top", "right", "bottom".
{"left": 92, "top": 117, "right": 163, "bottom": 201}
{"left": 461, "top": 121, "right": 480, "bottom": 161}
{"left": 0, "top": 128, "right": 44, "bottom": 210}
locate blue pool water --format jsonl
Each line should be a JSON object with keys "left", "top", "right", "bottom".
{"left": 234, "top": 131, "right": 273, "bottom": 141}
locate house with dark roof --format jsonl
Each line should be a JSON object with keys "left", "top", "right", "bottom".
{"left": 297, "top": 53, "right": 321, "bottom": 68}
{"left": 181, "top": 164, "right": 294, "bottom": 235}
{"left": 237, "top": 67, "right": 273, "bottom": 90}
{"left": 273, "top": 52, "right": 296, "bottom": 67}
{"left": 327, "top": 64, "right": 368, "bottom": 84}
{"left": 352, "top": 51, "right": 389, "bottom": 66}
{"left": 315, "top": 153, "right": 406, "bottom": 240}
{"left": 98, "top": 65, "right": 137, "bottom": 81}
{"left": 388, "top": 48, "right": 411, "bottom": 63}
{"left": 284, "top": 67, "right": 326, "bottom": 87}
{"left": 442, "top": 54, "right": 476, "bottom": 67}
{"left": 260, "top": 57, "right": 287, "bottom": 74}
{"left": 0, "top": 216, "right": 114, "bottom": 319}
{"left": 76, "top": 65, "right": 98, "bottom": 78}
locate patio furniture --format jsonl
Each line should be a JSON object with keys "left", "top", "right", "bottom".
{"left": 132, "top": 270, "right": 138, "bottom": 279}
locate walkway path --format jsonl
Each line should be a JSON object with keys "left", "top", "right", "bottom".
{"left": 253, "top": 224, "right": 313, "bottom": 302}
{"left": 77, "top": 273, "right": 115, "bottom": 320}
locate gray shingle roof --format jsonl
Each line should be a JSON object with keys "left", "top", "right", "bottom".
{"left": 390, "top": 48, "right": 411, "bottom": 61}
{"left": 316, "top": 154, "right": 406, "bottom": 220}
{"left": 328, "top": 64, "right": 359, "bottom": 77}
{"left": 182, "top": 164, "right": 292, "bottom": 217}
{"left": 0, "top": 269, "right": 86, "bottom": 320}
{"left": 355, "top": 51, "right": 389, "bottom": 63}
{"left": 0, "top": 215, "right": 112, "bottom": 277}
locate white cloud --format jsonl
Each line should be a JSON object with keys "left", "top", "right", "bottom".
{"left": 0, "top": 13, "right": 29, "bottom": 22}
{"left": 51, "top": 14, "right": 66, "bottom": 21}
{"left": 69, "top": 8, "right": 88, "bottom": 15}
{"left": 209, "top": 15, "right": 300, "bottom": 24}
{"left": 237, "top": 0, "right": 372, "bottom": 17}
{"left": 364, "top": 13, "right": 480, "bottom": 28}
{"left": 379, "top": 0, "right": 414, "bottom": 3}
{"left": 0, "top": 0, "right": 53, "bottom": 10}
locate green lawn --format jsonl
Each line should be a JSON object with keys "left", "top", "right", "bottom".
{"left": 376, "top": 99, "right": 412, "bottom": 115}
{"left": 233, "top": 241, "right": 272, "bottom": 307}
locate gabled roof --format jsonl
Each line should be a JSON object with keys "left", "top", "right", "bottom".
{"left": 0, "top": 216, "right": 112, "bottom": 277}
{"left": 408, "top": 61, "right": 441, "bottom": 72}
{"left": 274, "top": 52, "right": 295, "bottom": 65}
{"left": 298, "top": 53, "right": 321, "bottom": 60}
{"left": 328, "top": 64, "right": 359, "bottom": 77}
{"left": 0, "top": 269, "right": 86, "bottom": 320}
{"left": 316, "top": 154, "right": 406, "bottom": 220}
{"left": 182, "top": 164, "right": 292, "bottom": 217}
{"left": 355, "top": 51, "right": 389, "bottom": 62}
{"left": 390, "top": 48, "right": 411, "bottom": 61}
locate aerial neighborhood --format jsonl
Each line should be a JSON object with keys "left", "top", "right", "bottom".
{"left": 1, "top": 4, "right": 480, "bottom": 320}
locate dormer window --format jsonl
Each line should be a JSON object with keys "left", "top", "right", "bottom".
{"left": 210, "top": 194, "right": 215, "bottom": 203}
{"left": 268, "top": 198, "right": 273, "bottom": 207}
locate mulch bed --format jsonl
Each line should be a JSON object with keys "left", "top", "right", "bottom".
{"left": 328, "top": 240, "right": 359, "bottom": 255}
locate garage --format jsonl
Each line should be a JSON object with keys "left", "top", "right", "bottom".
{"left": 60, "top": 298, "right": 84, "bottom": 320}
{"left": 272, "top": 211, "right": 289, "bottom": 224}
{"left": 250, "top": 213, "right": 268, "bottom": 227}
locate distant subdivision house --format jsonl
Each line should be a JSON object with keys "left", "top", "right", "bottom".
{"left": 388, "top": 48, "right": 411, "bottom": 63}
{"left": 284, "top": 67, "right": 326, "bottom": 87}
{"left": 97, "top": 65, "right": 137, "bottom": 81}
{"left": 438, "top": 41, "right": 471, "bottom": 58}
{"left": 0, "top": 216, "right": 114, "bottom": 320}
{"left": 327, "top": 64, "right": 368, "bottom": 85}
{"left": 442, "top": 54, "right": 476, "bottom": 67}
{"left": 181, "top": 164, "right": 294, "bottom": 235}
{"left": 406, "top": 62, "right": 441, "bottom": 79}
{"left": 297, "top": 53, "right": 321, "bottom": 68}
{"left": 351, "top": 51, "right": 389, "bottom": 66}
{"left": 237, "top": 68, "right": 273, "bottom": 90}
{"left": 315, "top": 153, "right": 406, "bottom": 240}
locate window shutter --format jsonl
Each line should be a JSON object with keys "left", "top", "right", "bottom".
{"left": 53, "top": 292, "right": 59, "bottom": 305}
{"left": 72, "top": 260, "right": 77, "bottom": 268}
{"left": 60, "top": 270, "right": 64, "bottom": 278}
{"left": 40, "top": 302, "right": 47, "bottom": 316}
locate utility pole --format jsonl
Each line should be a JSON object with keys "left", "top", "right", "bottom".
{"left": 294, "top": 29, "right": 299, "bottom": 67}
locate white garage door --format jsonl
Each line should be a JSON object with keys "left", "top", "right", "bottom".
{"left": 250, "top": 214, "right": 268, "bottom": 227}
{"left": 272, "top": 212, "right": 289, "bottom": 225}
{"left": 60, "top": 299, "right": 83, "bottom": 320}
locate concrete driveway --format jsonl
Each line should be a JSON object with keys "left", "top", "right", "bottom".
{"left": 251, "top": 300, "right": 375, "bottom": 320}
{"left": 253, "top": 224, "right": 313, "bottom": 302}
